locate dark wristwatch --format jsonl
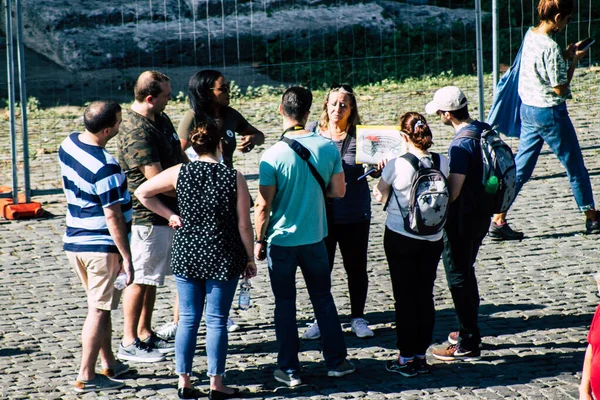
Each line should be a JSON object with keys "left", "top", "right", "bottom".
{"left": 255, "top": 239, "right": 267, "bottom": 245}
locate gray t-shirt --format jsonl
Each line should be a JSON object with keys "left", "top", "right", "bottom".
{"left": 518, "top": 28, "right": 570, "bottom": 107}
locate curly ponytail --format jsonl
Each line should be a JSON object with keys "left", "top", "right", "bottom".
{"left": 399, "top": 112, "right": 434, "bottom": 151}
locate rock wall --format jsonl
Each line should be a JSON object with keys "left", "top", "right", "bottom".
{"left": 1, "top": 0, "right": 485, "bottom": 71}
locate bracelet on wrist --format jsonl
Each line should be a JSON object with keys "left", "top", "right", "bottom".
{"left": 255, "top": 239, "right": 266, "bottom": 245}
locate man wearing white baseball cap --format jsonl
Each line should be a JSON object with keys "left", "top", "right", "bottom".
{"left": 424, "top": 85, "right": 469, "bottom": 115}
{"left": 425, "top": 86, "right": 491, "bottom": 361}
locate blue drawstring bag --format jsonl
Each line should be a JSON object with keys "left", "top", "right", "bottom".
{"left": 486, "top": 45, "right": 523, "bottom": 138}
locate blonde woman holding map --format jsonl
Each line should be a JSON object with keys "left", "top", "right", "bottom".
{"left": 303, "top": 84, "right": 381, "bottom": 340}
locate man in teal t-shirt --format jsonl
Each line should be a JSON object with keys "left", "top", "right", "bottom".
{"left": 254, "top": 87, "right": 355, "bottom": 387}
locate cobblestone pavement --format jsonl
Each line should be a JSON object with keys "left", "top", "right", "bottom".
{"left": 2, "top": 104, "right": 600, "bottom": 399}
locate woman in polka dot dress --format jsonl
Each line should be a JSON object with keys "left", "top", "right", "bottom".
{"left": 135, "top": 122, "right": 257, "bottom": 399}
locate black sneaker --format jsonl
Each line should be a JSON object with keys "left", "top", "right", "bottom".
{"left": 488, "top": 222, "right": 524, "bottom": 241}
{"left": 414, "top": 357, "right": 430, "bottom": 374}
{"left": 586, "top": 211, "right": 600, "bottom": 234}
{"left": 141, "top": 333, "right": 175, "bottom": 354}
{"left": 385, "top": 359, "right": 417, "bottom": 377}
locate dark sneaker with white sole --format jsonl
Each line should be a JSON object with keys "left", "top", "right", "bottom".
{"left": 447, "top": 331, "right": 483, "bottom": 348}
{"left": 489, "top": 222, "right": 524, "bottom": 241}
{"left": 327, "top": 359, "right": 356, "bottom": 377}
{"left": 274, "top": 369, "right": 302, "bottom": 387}
{"left": 432, "top": 344, "right": 481, "bottom": 361}
{"left": 141, "top": 333, "right": 175, "bottom": 354}
{"left": 385, "top": 359, "right": 417, "bottom": 377}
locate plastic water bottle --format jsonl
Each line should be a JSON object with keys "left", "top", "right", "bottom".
{"left": 238, "top": 279, "right": 252, "bottom": 310}
{"left": 484, "top": 175, "right": 499, "bottom": 194}
{"left": 114, "top": 273, "right": 128, "bottom": 290}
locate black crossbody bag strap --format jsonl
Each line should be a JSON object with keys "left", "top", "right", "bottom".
{"left": 280, "top": 137, "right": 327, "bottom": 198}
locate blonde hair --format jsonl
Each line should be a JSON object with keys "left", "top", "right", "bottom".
{"left": 317, "top": 85, "right": 362, "bottom": 134}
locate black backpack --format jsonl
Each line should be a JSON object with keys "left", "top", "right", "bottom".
{"left": 388, "top": 152, "right": 450, "bottom": 236}
{"left": 457, "top": 127, "right": 517, "bottom": 214}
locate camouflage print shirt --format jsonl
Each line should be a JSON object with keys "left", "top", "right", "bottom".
{"left": 117, "top": 110, "right": 185, "bottom": 226}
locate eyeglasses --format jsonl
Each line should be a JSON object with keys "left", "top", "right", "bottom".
{"left": 211, "top": 83, "right": 231, "bottom": 93}
{"left": 330, "top": 83, "right": 354, "bottom": 94}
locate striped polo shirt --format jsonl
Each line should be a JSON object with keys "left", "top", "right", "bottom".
{"left": 59, "top": 132, "right": 132, "bottom": 253}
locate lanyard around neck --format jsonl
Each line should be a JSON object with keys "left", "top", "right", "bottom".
{"left": 280, "top": 125, "right": 305, "bottom": 140}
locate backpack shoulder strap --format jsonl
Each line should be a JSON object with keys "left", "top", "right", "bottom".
{"left": 401, "top": 152, "right": 421, "bottom": 171}
{"left": 455, "top": 129, "right": 480, "bottom": 141}
{"left": 280, "top": 137, "right": 327, "bottom": 197}
{"left": 431, "top": 152, "right": 440, "bottom": 170}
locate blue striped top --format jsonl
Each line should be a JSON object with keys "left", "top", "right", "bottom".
{"left": 59, "top": 132, "right": 132, "bottom": 253}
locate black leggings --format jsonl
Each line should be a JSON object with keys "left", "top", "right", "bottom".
{"left": 384, "top": 227, "right": 443, "bottom": 358}
{"left": 324, "top": 220, "right": 370, "bottom": 319}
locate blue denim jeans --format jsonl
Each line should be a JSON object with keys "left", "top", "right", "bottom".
{"left": 175, "top": 275, "right": 238, "bottom": 376}
{"left": 516, "top": 102, "right": 594, "bottom": 211}
{"left": 267, "top": 240, "right": 347, "bottom": 372}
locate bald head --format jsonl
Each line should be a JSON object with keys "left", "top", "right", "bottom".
{"left": 84, "top": 101, "right": 122, "bottom": 134}
{"left": 134, "top": 70, "right": 171, "bottom": 102}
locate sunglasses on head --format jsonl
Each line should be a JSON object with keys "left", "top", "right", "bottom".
{"left": 330, "top": 83, "right": 353, "bottom": 93}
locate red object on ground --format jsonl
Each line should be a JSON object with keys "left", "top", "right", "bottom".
{"left": 0, "top": 186, "right": 44, "bottom": 220}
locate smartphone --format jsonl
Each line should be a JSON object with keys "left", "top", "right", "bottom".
{"left": 577, "top": 37, "right": 595, "bottom": 51}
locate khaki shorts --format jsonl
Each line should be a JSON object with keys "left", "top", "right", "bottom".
{"left": 131, "top": 225, "right": 174, "bottom": 286}
{"left": 66, "top": 251, "right": 123, "bottom": 311}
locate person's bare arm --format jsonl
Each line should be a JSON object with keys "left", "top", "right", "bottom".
{"left": 374, "top": 178, "right": 391, "bottom": 204}
{"left": 104, "top": 203, "right": 134, "bottom": 286}
{"left": 254, "top": 185, "right": 276, "bottom": 260}
{"left": 134, "top": 164, "right": 182, "bottom": 226}
{"left": 139, "top": 162, "right": 176, "bottom": 197}
{"left": 555, "top": 44, "right": 589, "bottom": 97}
{"left": 327, "top": 171, "right": 346, "bottom": 198}
{"left": 579, "top": 343, "right": 594, "bottom": 400}
{"left": 448, "top": 173, "right": 466, "bottom": 203}
{"left": 236, "top": 171, "right": 257, "bottom": 279}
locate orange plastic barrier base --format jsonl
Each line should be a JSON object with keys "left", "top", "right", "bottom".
{"left": 0, "top": 187, "right": 45, "bottom": 220}
{"left": 0, "top": 199, "right": 44, "bottom": 220}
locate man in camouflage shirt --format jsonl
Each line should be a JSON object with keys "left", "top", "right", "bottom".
{"left": 116, "top": 70, "right": 185, "bottom": 362}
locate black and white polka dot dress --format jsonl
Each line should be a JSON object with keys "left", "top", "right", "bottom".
{"left": 171, "top": 161, "right": 247, "bottom": 281}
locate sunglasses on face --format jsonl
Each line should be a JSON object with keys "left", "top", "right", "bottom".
{"left": 330, "top": 83, "right": 354, "bottom": 93}
{"left": 212, "top": 83, "right": 231, "bottom": 93}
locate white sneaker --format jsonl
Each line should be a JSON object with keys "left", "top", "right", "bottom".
{"left": 301, "top": 320, "right": 321, "bottom": 340}
{"left": 351, "top": 318, "right": 374, "bottom": 338}
{"left": 156, "top": 321, "right": 178, "bottom": 341}
{"left": 227, "top": 318, "right": 240, "bottom": 332}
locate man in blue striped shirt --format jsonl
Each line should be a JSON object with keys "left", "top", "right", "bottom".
{"left": 59, "top": 101, "right": 134, "bottom": 393}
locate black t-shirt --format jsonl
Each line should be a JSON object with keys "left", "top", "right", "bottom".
{"left": 177, "top": 107, "right": 250, "bottom": 168}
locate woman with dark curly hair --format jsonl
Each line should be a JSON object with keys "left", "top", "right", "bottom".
{"left": 177, "top": 70, "right": 264, "bottom": 167}
{"left": 374, "top": 112, "right": 449, "bottom": 377}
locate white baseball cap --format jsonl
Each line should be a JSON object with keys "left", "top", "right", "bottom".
{"left": 425, "top": 86, "right": 468, "bottom": 115}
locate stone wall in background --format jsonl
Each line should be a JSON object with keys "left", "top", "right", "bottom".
{"left": 0, "top": 0, "right": 483, "bottom": 71}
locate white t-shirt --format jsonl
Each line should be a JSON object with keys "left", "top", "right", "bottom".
{"left": 381, "top": 151, "right": 450, "bottom": 241}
